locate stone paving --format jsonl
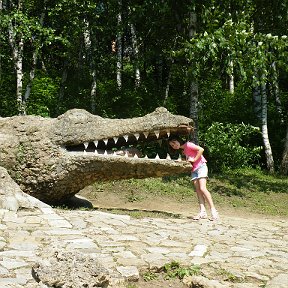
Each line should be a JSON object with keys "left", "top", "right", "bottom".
{"left": 0, "top": 200, "right": 287, "bottom": 288}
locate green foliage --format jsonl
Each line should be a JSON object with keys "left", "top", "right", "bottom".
{"left": 203, "top": 122, "right": 262, "bottom": 171}
{"left": 143, "top": 271, "right": 158, "bottom": 282}
{"left": 162, "top": 261, "right": 201, "bottom": 280}
{"left": 141, "top": 262, "right": 201, "bottom": 284}
{"left": 26, "top": 74, "right": 60, "bottom": 117}
{"left": 1, "top": 0, "right": 288, "bottom": 172}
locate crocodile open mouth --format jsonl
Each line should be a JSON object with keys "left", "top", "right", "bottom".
{"left": 65, "top": 126, "right": 192, "bottom": 160}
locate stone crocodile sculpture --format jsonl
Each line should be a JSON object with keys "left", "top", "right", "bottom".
{"left": 0, "top": 107, "right": 193, "bottom": 204}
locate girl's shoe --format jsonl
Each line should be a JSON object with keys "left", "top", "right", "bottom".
{"left": 192, "top": 211, "right": 207, "bottom": 220}
{"left": 209, "top": 210, "right": 219, "bottom": 221}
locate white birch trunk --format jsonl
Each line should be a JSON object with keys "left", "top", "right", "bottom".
{"left": 190, "top": 80, "right": 199, "bottom": 143}
{"left": 8, "top": 22, "right": 24, "bottom": 115}
{"left": 130, "top": 22, "right": 140, "bottom": 88}
{"left": 23, "top": 51, "right": 36, "bottom": 103}
{"left": 163, "top": 65, "right": 172, "bottom": 106}
{"left": 90, "top": 70, "right": 97, "bottom": 113}
{"left": 116, "top": 0, "right": 123, "bottom": 90}
{"left": 188, "top": 9, "right": 199, "bottom": 143}
{"left": 271, "top": 62, "right": 283, "bottom": 122}
{"left": 261, "top": 81, "right": 274, "bottom": 173}
{"left": 24, "top": 0, "right": 47, "bottom": 104}
{"left": 252, "top": 70, "right": 262, "bottom": 121}
{"left": 83, "top": 18, "right": 97, "bottom": 113}
{"left": 228, "top": 59, "right": 234, "bottom": 94}
{"left": 15, "top": 42, "right": 24, "bottom": 115}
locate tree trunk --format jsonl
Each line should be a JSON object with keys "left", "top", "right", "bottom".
{"left": 83, "top": 18, "right": 97, "bottom": 113}
{"left": 280, "top": 126, "right": 288, "bottom": 174}
{"left": 129, "top": 21, "right": 140, "bottom": 88}
{"left": 261, "top": 81, "right": 274, "bottom": 173}
{"left": 189, "top": 79, "right": 199, "bottom": 143}
{"left": 90, "top": 70, "right": 97, "bottom": 113}
{"left": 271, "top": 61, "right": 283, "bottom": 123}
{"left": 23, "top": 0, "right": 47, "bottom": 106}
{"left": 188, "top": 9, "right": 199, "bottom": 144}
{"left": 58, "top": 60, "right": 68, "bottom": 110}
{"left": 23, "top": 50, "right": 37, "bottom": 105}
{"left": 228, "top": 59, "right": 235, "bottom": 94}
{"left": 163, "top": 65, "right": 172, "bottom": 106}
{"left": 0, "top": 1, "right": 2, "bottom": 90}
{"left": 252, "top": 70, "right": 262, "bottom": 121}
{"left": 8, "top": 22, "right": 24, "bottom": 115}
{"left": 116, "top": 0, "right": 123, "bottom": 90}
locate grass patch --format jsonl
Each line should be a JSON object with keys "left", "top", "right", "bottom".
{"left": 162, "top": 261, "right": 201, "bottom": 280}
{"left": 141, "top": 261, "right": 201, "bottom": 282}
{"left": 209, "top": 168, "right": 288, "bottom": 216}
{"left": 91, "top": 168, "right": 288, "bottom": 217}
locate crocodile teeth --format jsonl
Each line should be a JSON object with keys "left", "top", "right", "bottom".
{"left": 104, "top": 150, "right": 108, "bottom": 155}
{"left": 134, "top": 154, "right": 138, "bottom": 158}
{"left": 124, "top": 152, "right": 129, "bottom": 157}
{"left": 94, "top": 150, "right": 98, "bottom": 155}
{"left": 104, "top": 139, "right": 108, "bottom": 145}
{"left": 123, "top": 135, "right": 129, "bottom": 142}
{"left": 134, "top": 133, "right": 140, "bottom": 140}
{"left": 84, "top": 150, "right": 87, "bottom": 155}
{"left": 155, "top": 154, "right": 160, "bottom": 159}
{"left": 113, "top": 137, "right": 118, "bottom": 144}
{"left": 84, "top": 142, "right": 89, "bottom": 149}
{"left": 143, "top": 132, "right": 149, "bottom": 138}
{"left": 93, "top": 140, "right": 98, "bottom": 147}
{"left": 166, "top": 154, "right": 171, "bottom": 160}
{"left": 166, "top": 130, "right": 170, "bottom": 137}
{"left": 154, "top": 131, "right": 160, "bottom": 138}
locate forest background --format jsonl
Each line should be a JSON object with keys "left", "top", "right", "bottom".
{"left": 1, "top": 0, "right": 288, "bottom": 174}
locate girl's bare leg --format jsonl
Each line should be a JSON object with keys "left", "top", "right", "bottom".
{"left": 198, "top": 178, "right": 216, "bottom": 209}
{"left": 193, "top": 180, "right": 207, "bottom": 218}
{"left": 198, "top": 178, "right": 218, "bottom": 219}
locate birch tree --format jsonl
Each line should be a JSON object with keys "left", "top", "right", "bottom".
{"left": 7, "top": 0, "right": 25, "bottom": 114}
{"left": 188, "top": 7, "right": 199, "bottom": 144}
{"left": 260, "top": 78, "right": 274, "bottom": 173}
{"left": 116, "top": 0, "right": 123, "bottom": 90}
{"left": 23, "top": 0, "right": 48, "bottom": 105}
{"left": 83, "top": 18, "right": 97, "bottom": 113}
{"left": 130, "top": 23, "right": 140, "bottom": 88}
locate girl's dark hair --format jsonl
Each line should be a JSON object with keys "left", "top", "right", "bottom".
{"left": 168, "top": 135, "right": 185, "bottom": 145}
{"left": 167, "top": 136, "right": 185, "bottom": 153}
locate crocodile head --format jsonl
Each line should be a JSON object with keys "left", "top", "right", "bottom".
{"left": 0, "top": 107, "right": 193, "bottom": 204}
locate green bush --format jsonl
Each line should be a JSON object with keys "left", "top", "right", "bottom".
{"left": 203, "top": 122, "right": 262, "bottom": 171}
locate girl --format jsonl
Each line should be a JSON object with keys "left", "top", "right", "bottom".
{"left": 168, "top": 137, "right": 219, "bottom": 221}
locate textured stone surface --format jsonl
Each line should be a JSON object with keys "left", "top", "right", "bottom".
{"left": 0, "top": 108, "right": 192, "bottom": 203}
{"left": 32, "top": 251, "right": 111, "bottom": 288}
{"left": 0, "top": 194, "right": 287, "bottom": 287}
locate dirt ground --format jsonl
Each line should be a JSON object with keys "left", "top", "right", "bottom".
{"left": 78, "top": 185, "right": 264, "bottom": 220}
{"left": 77, "top": 185, "right": 270, "bottom": 288}
{"left": 78, "top": 186, "right": 200, "bottom": 288}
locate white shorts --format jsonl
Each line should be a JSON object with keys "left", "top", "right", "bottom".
{"left": 191, "top": 163, "right": 208, "bottom": 181}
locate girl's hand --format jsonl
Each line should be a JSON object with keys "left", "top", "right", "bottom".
{"left": 187, "top": 157, "right": 195, "bottom": 163}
